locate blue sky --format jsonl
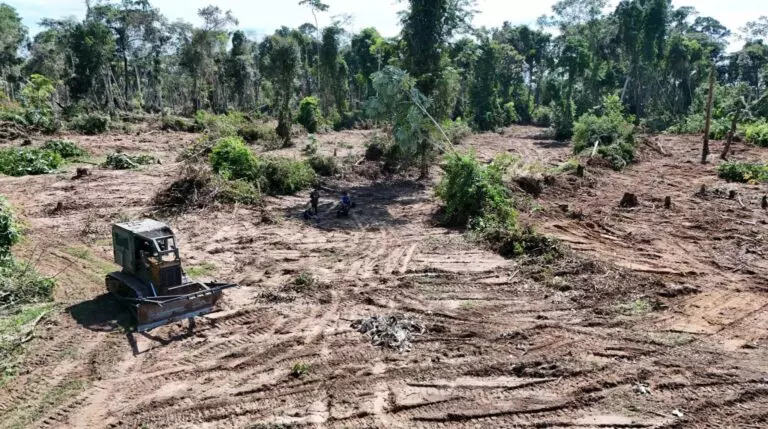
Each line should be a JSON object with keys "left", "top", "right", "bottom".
{"left": 5, "top": 0, "right": 763, "bottom": 49}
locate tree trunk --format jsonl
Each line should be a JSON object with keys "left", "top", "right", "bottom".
{"left": 721, "top": 114, "right": 739, "bottom": 161}
{"left": 702, "top": 66, "right": 715, "bottom": 164}
{"left": 192, "top": 75, "right": 200, "bottom": 113}
{"left": 123, "top": 53, "right": 130, "bottom": 106}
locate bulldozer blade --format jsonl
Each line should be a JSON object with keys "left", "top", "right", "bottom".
{"left": 135, "top": 292, "right": 219, "bottom": 332}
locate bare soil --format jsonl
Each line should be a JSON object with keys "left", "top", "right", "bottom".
{"left": 0, "top": 127, "right": 767, "bottom": 428}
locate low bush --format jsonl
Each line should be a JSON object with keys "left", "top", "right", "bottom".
{"left": 69, "top": 113, "right": 110, "bottom": 135}
{"left": 102, "top": 152, "right": 158, "bottom": 170}
{"left": 745, "top": 123, "right": 768, "bottom": 147}
{"left": 161, "top": 115, "right": 203, "bottom": 133}
{"left": 261, "top": 157, "right": 316, "bottom": 195}
{"left": 297, "top": 96, "right": 321, "bottom": 133}
{"left": 210, "top": 137, "right": 260, "bottom": 181}
{"left": 209, "top": 137, "right": 315, "bottom": 195}
{"left": 437, "top": 152, "right": 517, "bottom": 230}
{"left": 718, "top": 161, "right": 768, "bottom": 183}
{"left": 365, "top": 133, "right": 388, "bottom": 161}
{"left": 573, "top": 95, "right": 636, "bottom": 170}
{"left": 440, "top": 119, "right": 472, "bottom": 145}
{"left": 532, "top": 106, "right": 553, "bottom": 128}
{"left": 42, "top": 140, "right": 87, "bottom": 159}
{"left": 551, "top": 98, "right": 575, "bottom": 140}
{"left": 503, "top": 102, "right": 520, "bottom": 126}
{"left": 194, "top": 111, "right": 246, "bottom": 138}
{"left": 308, "top": 155, "right": 339, "bottom": 177}
{"left": 666, "top": 115, "right": 731, "bottom": 140}
{"left": 238, "top": 123, "right": 278, "bottom": 144}
{"left": 0, "top": 196, "right": 54, "bottom": 305}
{"left": 0, "top": 148, "right": 62, "bottom": 176}
{"left": 333, "top": 110, "right": 363, "bottom": 131}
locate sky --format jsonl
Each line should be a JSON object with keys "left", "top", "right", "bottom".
{"left": 5, "top": 0, "right": 764, "bottom": 48}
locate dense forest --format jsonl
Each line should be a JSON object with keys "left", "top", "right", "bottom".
{"left": 0, "top": 0, "right": 767, "bottom": 158}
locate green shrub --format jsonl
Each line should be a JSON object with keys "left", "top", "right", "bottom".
{"left": 297, "top": 96, "right": 321, "bottom": 133}
{"left": 102, "top": 152, "right": 158, "bottom": 170}
{"left": 365, "top": 133, "right": 389, "bottom": 161}
{"left": 238, "top": 123, "right": 278, "bottom": 144}
{"left": 42, "top": 140, "right": 87, "bottom": 159}
{"left": 551, "top": 98, "right": 575, "bottom": 140}
{"left": 503, "top": 102, "right": 520, "bottom": 126}
{"left": 209, "top": 138, "right": 315, "bottom": 195}
{"left": 745, "top": 123, "right": 768, "bottom": 147}
{"left": 573, "top": 95, "right": 635, "bottom": 170}
{"left": 69, "top": 114, "right": 110, "bottom": 135}
{"left": 308, "top": 155, "right": 339, "bottom": 177}
{"left": 440, "top": 119, "right": 472, "bottom": 145}
{"left": 194, "top": 111, "right": 246, "bottom": 138}
{"left": 437, "top": 152, "right": 517, "bottom": 230}
{"left": 161, "top": 115, "right": 203, "bottom": 133}
{"left": 718, "top": 162, "right": 768, "bottom": 183}
{"left": 0, "top": 197, "right": 54, "bottom": 305}
{"left": 532, "top": 106, "right": 553, "bottom": 127}
{"left": 261, "top": 157, "right": 316, "bottom": 195}
{"left": 0, "top": 148, "right": 62, "bottom": 176}
{"left": 210, "top": 137, "right": 260, "bottom": 181}
{"left": 0, "top": 197, "right": 21, "bottom": 259}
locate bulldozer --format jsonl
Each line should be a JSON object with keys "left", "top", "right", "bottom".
{"left": 106, "top": 220, "right": 236, "bottom": 332}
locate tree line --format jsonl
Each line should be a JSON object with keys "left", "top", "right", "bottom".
{"left": 0, "top": 0, "right": 766, "bottom": 138}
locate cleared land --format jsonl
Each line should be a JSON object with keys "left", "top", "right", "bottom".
{"left": 0, "top": 127, "right": 767, "bottom": 428}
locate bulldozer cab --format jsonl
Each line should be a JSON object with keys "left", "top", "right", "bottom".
{"left": 113, "top": 220, "right": 184, "bottom": 295}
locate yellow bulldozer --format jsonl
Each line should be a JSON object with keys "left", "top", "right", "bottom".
{"left": 106, "top": 220, "right": 236, "bottom": 332}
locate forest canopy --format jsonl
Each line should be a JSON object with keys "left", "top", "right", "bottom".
{"left": 0, "top": 0, "right": 766, "bottom": 140}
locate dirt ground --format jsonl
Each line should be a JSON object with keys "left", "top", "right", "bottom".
{"left": 0, "top": 126, "right": 767, "bottom": 428}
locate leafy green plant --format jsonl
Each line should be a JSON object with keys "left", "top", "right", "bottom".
{"left": 194, "top": 111, "right": 246, "bottom": 138}
{"left": 745, "top": 123, "right": 768, "bottom": 147}
{"left": 261, "top": 157, "right": 316, "bottom": 195}
{"left": 160, "top": 115, "right": 203, "bottom": 133}
{"left": 437, "top": 151, "right": 517, "bottom": 231}
{"left": 102, "top": 152, "right": 158, "bottom": 170}
{"left": 0, "top": 197, "right": 21, "bottom": 259}
{"left": 440, "top": 119, "right": 472, "bottom": 145}
{"left": 0, "top": 148, "right": 62, "bottom": 176}
{"left": 573, "top": 95, "right": 636, "bottom": 170}
{"left": 238, "top": 123, "right": 278, "bottom": 144}
{"left": 718, "top": 161, "right": 768, "bottom": 183}
{"left": 294, "top": 272, "right": 316, "bottom": 288}
{"left": 42, "top": 140, "right": 87, "bottom": 159}
{"left": 532, "top": 106, "right": 553, "bottom": 127}
{"left": 551, "top": 98, "right": 575, "bottom": 140}
{"left": 210, "top": 137, "right": 260, "bottom": 181}
{"left": 503, "top": 101, "right": 519, "bottom": 126}
{"left": 298, "top": 96, "right": 321, "bottom": 133}
{"left": 308, "top": 155, "right": 339, "bottom": 177}
{"left": 69, "top": 113, "right": 110, "bottom": 135}
{"left": 303, "top": 134, "right": 319, "bottom": 156}
{"left": 291, "top": 362, "right": 311, "bottom": 378}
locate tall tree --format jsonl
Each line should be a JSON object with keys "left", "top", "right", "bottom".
{"left": 400, "top": 0, "right": 476, "bottom": 96}
{"left": 0, "top": 4, "right": 27, "bottom": 99}
{"left": 265, "top": 35, "right": 300, "bottom": 144}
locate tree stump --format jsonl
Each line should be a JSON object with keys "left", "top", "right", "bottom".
{"left": 728, "top": 190, "right": 736, "bottom": 200}
{"left": 74, "top": 167, "right": 91, "bottom": 179}
{"left": 620, "top": 193, "right": 639, "bottom": 208}
{"left": 664, "top": 196, "right": 672, "bottom": 209}
{"left": 762, "top": 196, "right": 768, "bottom": 210}
{"left": 576, "top": 164, "right": 585, "bottom": 177}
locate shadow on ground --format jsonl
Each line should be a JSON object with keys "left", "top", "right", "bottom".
{"left": 285, "top": 179, "right": 430, "bottom": 230}
{"left": 66, "top": 293, "right": 132, "bottom": 332}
